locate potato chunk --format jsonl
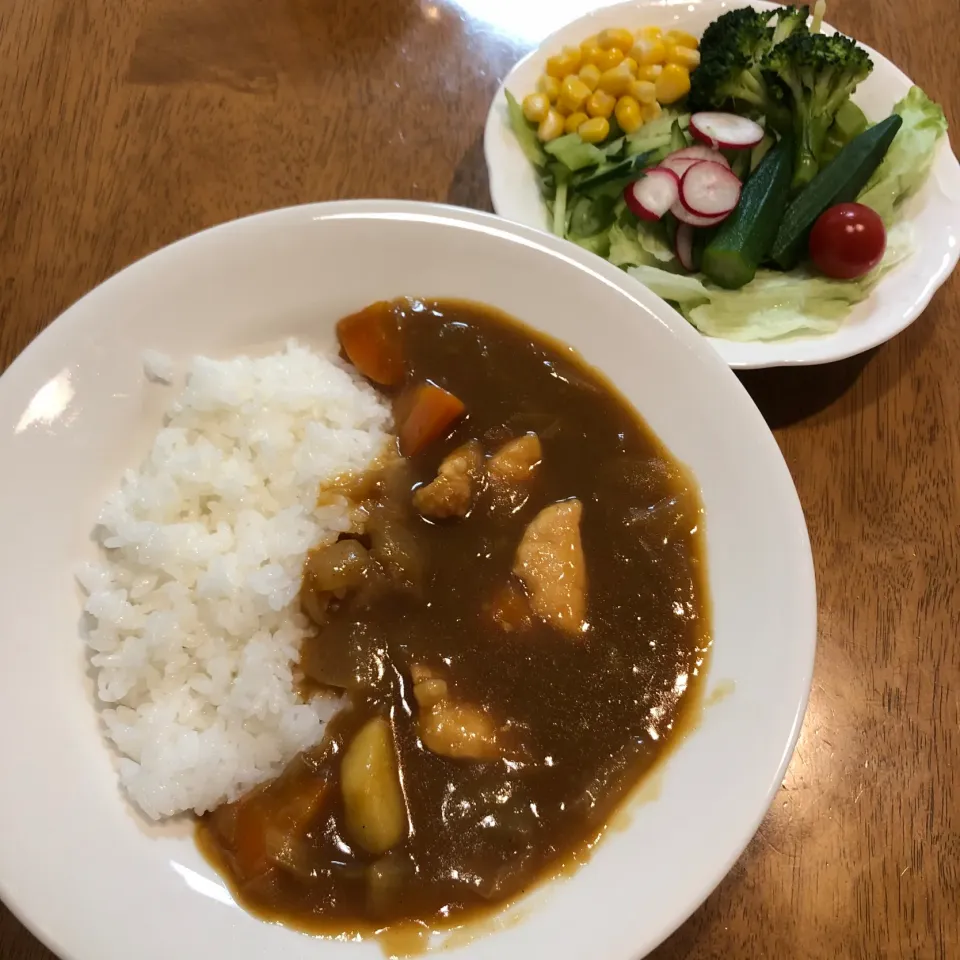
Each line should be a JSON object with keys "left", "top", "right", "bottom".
{"left": 341, "top": 717, "right": 407, "bottom": 855}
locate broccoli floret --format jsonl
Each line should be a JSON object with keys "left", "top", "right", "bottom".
{"left": 771, "top": 5, "right": 810, "bottom": 44}
{"left": 689, "top": 6, "right": 801, "bottom": 132}
{"left": 762, "top": 32, "right": 873, "bottom": 187}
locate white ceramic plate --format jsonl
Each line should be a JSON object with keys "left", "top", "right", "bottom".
{"left": 0, "top": 200, "right": 815, "bottom": 960}
{"left": 483, "top": 0, "right": 960, "bottom": 369}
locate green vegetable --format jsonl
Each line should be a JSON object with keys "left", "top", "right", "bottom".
{"left": 572, "top": 152, "right": 655, "bottom": 191}
{"left": 833, "top": 99, "right": 868, "bottom": 140}
{"left": 544, "top": 133, "right": 605, "bottom": 172}
{"left": 762, "top": 32, "right": 874, "bottom": 188}
{"left": 858, "top": 86, "right": 948, "bottom": 223}
{"left": 505, "top": 90, "right": 546, "bottom": 168}
{"left": 669, "top": 120, "right": 687, "bottom": 153}
{"left": 626, "top": 111, "right": 690, "bottom": 156}
{"left": 771, "top": 113, "right": 902, "bottom": 269}
{"left": 552, "top": 181, "right": 568, "bottom": 237}
{"left": 702, "top": 138, "right": 795, "bottom": 289}
{"left": 688, "top": 5, "right": 805, "bottom": 132}
{"left": 568, "top": 193, "right": 616, "bottom": 238}
{"left": 629, "top": 222, "right": 913, "bottom": 340}
{"left": 608, "top": 220, "right": 676, "bottom": 268}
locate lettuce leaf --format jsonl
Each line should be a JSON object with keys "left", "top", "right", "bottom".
{"left": 505, "top": 90, "right": 547, "bottom": 168}
{"left": 857, "top": 86, "right": 948, "bottom": 223}
{"left": 608, "top": 221, "right": 677, "bottom": 268}
{"left": 628, "top": 224, "right": 914, "bottom": 341}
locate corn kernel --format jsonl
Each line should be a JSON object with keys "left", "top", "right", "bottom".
{"left": 598, "top": 27, "right": 635, "bottom": 53}
{"left": 627, "top": 79, "right": 658, "bottom": 104}
{"left": 594, "top": 47, "right": 625, "bottom": 72}
{"left": 564, "top": 110, "right": 589, "bottom": 134}
{"left": 546, "top": 46, "right": 582, "bottom": 79}
{"left": 522, "top": 92, "right": 551, "bottom": 123}
{"left": 558, "top": 74, "right": 592, "bottom": 113}
{"left": 598, "top": 62, "right": 634, "bottom": 97}
{"left": 641, "top": 100, "right": 663, "bottom": 121}
{"left": 630, "top": 37, "right": 667, "bottom": 66}
{"left": 666, "top": 45, "right": 701, "bottom": 69}
{"left": 537, "top": 108, "right": 565, "bottom": 141}
{"left": 578, "top": 63, "right": 602, "bottom": 92}
{"left": 622, "top": 57, "right": 638, "bottom": 74}
{"left": 580, "top": 40, "right": 604, "bottom": 66}
{"left": 615, "top": 95, "right": 644, "bottom": 134}
{"left": 578, "top": 116, "right": 610, "bottom": 143}
{"left": 666, "top": 29, "right": 699, "bottom": 49}
{"left": 655, "top": 63, "right": 691, "bottom": 103}
{"left": 636, "top": 63, "right": 664, "bottom": 83}
{"left": 635, "top": 26, "right": 663, "bottom": 42}
{"left": 537, "top": 74, "right": 561, "bottom": 102}
{"left": 585, "top": 88, "right": 616, "bottom": 119}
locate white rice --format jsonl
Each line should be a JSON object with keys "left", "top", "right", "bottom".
{"left": 78, "top": 340, "right": 392, "bottom": 820}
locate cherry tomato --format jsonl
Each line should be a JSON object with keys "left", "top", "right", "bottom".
{"left": 808, "top": 203, "right": 886, "bottom": 280}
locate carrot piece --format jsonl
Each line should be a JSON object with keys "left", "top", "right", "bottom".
{"left": 398, "top": 382, "right": 466, "bottom": 457}
{"left": 336, "top": 301, "right": 404, "bottom": 386}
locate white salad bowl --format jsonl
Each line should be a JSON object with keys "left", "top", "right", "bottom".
{"left": 484, "top": 0, "right": 960, "bottom": 369}
{"left": 0, "top": 200, "right": 815, "bottom": 960}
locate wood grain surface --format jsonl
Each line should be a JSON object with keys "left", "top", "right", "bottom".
{"left": 0, "top": 1, "right": 957, "bottom": 958}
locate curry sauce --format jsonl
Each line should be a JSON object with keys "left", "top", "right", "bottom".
{"left": 198, "top": 299, "right": 710, "bottom": 938}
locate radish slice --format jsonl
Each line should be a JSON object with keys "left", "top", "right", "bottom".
{"left": 680, "top": 161, "right": 742, "bottom": 218}
{"left": 670, "top": 200, "right": 729, "bottom": 228}
{"left": 662, "top": 145, "right": 732, "bottom": 172}
{"left": 690, "top": 112, "right": 765, "bottom": 150}
{"left": 624, "top": 168, "right": 680, "bottom": 221}
{"left": 675, "top": 223, "right": 696, "bottom": 271}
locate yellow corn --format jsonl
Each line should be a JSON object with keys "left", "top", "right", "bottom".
{"left": 585, "top": 88, "right": 617, "bottom": 120}
{"left": 537, "top": 74, "right": 561, "bottom": 102}
{"left": 598, "top": 63, "right": 635, "bottom": 97}
{"left": 598, "top": 27, "right": 635, "bottom": 53}
{"left": 627, "top": 79, "right": 658, "bottom": 104}
{"left": 636, "top": 63, "right": 664, "bottom": 83}
{"left": 636, "top": 25, "right": 663, "bottom": 42}
{"left": 537, "top": 108, "right": 566, "bottom": 141}
{"left": 641, "top": 100, "right": 663, "bottom": 122}
{"left": 666, "top": 29, "right": 699, "bottom": 49}
{"left": 578, "top": 116, "right": 610, "bottom": 143}
{"left": 564, "top": 110, "right": 589, "bottom": 134}
{"left": 558, "top": 74, "right": 592, "bottom": 114}
{"left": 666, "top": 44, "right": 700, "bottom": 69}
{"left": 580, "top": 40, "right": 604, "bottom": 67}
{"left": 522, "top": 92, "right": 551, "bottom": 123}
{"left": 622, "top": 57, "right": 638, "bottom": 74}
{"left": 546, "top": 46, "right": 582, "bottom": 79}
{"left": 615, "top": 95, "right": 644, "bottom": 134}
{"left": 630, "top": 37, "right": 667, "bottom": 66}
{"left": 655, "top": 63, "right": 691, "bottom": 103}
{"left": 578, "top": 63, "right": 602, "bottom": 92}
{"left": 594, "top": 47, "right": 625, "bottom": 72}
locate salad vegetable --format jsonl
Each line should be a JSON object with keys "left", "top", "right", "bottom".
{"left": 504, "top": 3, "right": 948, "bottom": 341}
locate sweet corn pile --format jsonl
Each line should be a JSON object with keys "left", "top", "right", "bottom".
{"left": 522, "top": 26, "right": 700, "bottom": 143}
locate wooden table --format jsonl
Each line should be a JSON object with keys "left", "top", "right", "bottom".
{"left": 1, "top": 1, "right": 957, "bottom": 957}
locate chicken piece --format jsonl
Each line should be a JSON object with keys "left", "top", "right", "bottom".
{"left": 412, "top": 440, "right": 484, "bottom": 519}
{"left": 411, "top": 664, "right": 501, "bottom": 761}
{"left": 485, "top": 581, "right": 534, "bottom": 633}
{"left": 513, "top": 499, "right": 586, "bottom": 635}
{"left": 488, "top": 433, "right": 542, "bottom": 488}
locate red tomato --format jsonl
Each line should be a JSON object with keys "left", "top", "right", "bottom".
{"left": 809, "top": 203, "right": 886, "bottom": 280}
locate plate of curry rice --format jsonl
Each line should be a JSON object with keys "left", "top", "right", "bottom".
{"left": 0, "top": 201, "right": 815, "bottom": 960}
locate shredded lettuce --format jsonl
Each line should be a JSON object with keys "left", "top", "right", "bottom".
{"left": 628, "top": 224, "right": 914, "bottom": 341}
{"left": 858, "top": 86, "right": 947, "bottom": 223}
{"left": 608, "top": 221, "right": 676, "bottom": 268}
{"left": 505, "top": 90, "right": 547, "bottom": 168}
